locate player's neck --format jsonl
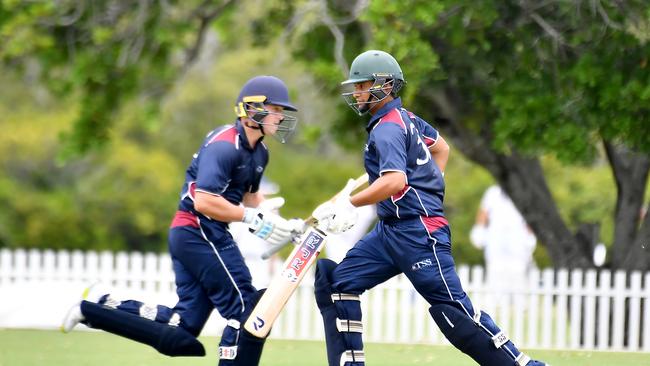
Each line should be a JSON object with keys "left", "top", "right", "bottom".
{"left": 242, "top": 120, "right": 264, "bottom": 147}
{"left": 369, "top": 96, "right": 394, "bottom": 115}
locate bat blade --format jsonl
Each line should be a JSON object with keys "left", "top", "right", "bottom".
{"left": 244, "top": 226, "right": 328, "bottom": 338}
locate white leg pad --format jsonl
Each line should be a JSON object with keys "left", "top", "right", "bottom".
{"left": 219, "top": 346, "right": 237, "bottom": 360}
{"left": 472, "top": 306, "right": 482, "bottom": 323}
{"left": 515, "top": 352, "right": 532, "bottom": 366}
{"left": 226, "top": 318, "right": 241, "bottom": 329}
{"left": 336, "top": 318, "right": 363, "bottom": 333}
{"left": 340, "top": 350, "right": 365, "bottom": 366}
{"left": 331, "top": 293, "right": 360, "bottom": 302}
{"left": 491, "top": 330, "right": 509, "bottom": 348}
{"left": 168, "top": 312, "right": 180, "bottom": 326}
{"left": 103, "top": 296, "right": 121, "bottom": 309}
{"left": 139, "top": 303, "right": 157, "bottom": 321}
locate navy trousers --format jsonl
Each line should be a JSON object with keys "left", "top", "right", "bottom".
{"left": 332, "top": 218, "right": 467, "bottom": 308}
{"left": 108, "top": 224, "right": 257, "bottom": 338}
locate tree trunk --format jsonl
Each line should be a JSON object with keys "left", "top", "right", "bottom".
{"left": 604, "top": 142, "right": 650, "bottom": 270}
{"left": 631, "top": 210, "right": 650, "bottom": 269}
{"left": 429, "top": 89, "right": 592, "bottom": 268}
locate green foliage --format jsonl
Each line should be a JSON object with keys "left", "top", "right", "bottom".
{"left": 278, "top": 0, "right": 650, "bottom": 267}
{"left": 281, "top": 1, "right": 650, "bottom": 162}
{"left": 0, "top": 102, "right": 180, "bottom": 251}
{"left": 0, "top": 44, "right": 365, "bottom": 253}
{"left": 542, "top": 156, "right": 617, "bottom": 244}
{"left": 1, "top": 1, "right": 645, "bottom": 267}
{"left": 0, "top": 1, "right": 222, "bottom": 157}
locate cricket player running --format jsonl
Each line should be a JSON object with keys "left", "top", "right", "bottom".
{"left": 312, "top": 50, "right": 549, "bottom": 366}
{"left": 61, "top": 75, "right": 302, "bottom": 365}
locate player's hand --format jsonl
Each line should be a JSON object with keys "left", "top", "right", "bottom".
{"left": 287, "top": 218, "right": 307, "bottom": 236}
{"left": 268, "top": 218, "right": 306, "bottom": 248}
{"left": 258, "top": 196, "right": 285, "bottom": 212}
{"left": 260, "top": 218, "right": 306, "bottom": 260}
{"left": 243, "top": 208, "right": 294, "bottom": 246}
{"left": 312, "top": 179, "right": 359, "bottom": 234}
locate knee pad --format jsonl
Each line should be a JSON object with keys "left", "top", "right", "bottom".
{"left": 429, "top": 302, "right": 534, "bottom": 366}
{"left": 314, "top": 259, "right": 365, "bottom": 366}
{"left": 80, "top": 301, "right": 205, "bottom": 357}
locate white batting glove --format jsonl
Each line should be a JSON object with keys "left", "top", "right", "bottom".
{"left": 258, "top": 196, "right": 285, "bottom": 212}
{"left": 242, "top": 208, "right": 294, "bottom": 246}
{"left": 268, "top": 218, "right": 307, "bottom": 248}
{"left": 287, "top": 218, "right": 307, "bottom": 235}
{"left": 312, "top": 179, "right": 359, "bottom": 234}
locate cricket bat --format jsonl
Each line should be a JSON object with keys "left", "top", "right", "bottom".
{"left": 244, "top": 173, "right": 368, "bottom": 338}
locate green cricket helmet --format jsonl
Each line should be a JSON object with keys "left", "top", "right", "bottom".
{"left": 341, "top": 50, "right": 406, "bottom": 115}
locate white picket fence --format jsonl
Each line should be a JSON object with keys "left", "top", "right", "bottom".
{"left": 1, "top": 248, "right": 649, "bottom": 352}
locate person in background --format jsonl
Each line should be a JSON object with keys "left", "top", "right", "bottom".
{"left": 325, "top": 204, "right": 377, "bottom": 263}
{"left": 470, "top": 185, "right": 537, "bottom": 310}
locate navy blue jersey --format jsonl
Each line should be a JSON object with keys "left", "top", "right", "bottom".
{"left": 175, "top": 121, "right": 268, "bottom": 230}
{"left": 364, "top": 98, "right": 446, "bottom": 222}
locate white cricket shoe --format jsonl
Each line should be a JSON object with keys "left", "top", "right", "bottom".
{"left": 60, "top": 302, "right": 83, "bottom": 333}
{"left": 60, "top": 282, "right": 108, "bottom": 333}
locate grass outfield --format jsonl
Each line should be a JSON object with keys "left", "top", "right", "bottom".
{"left": 1, "top": 329, "right": 647, "bottom": 366}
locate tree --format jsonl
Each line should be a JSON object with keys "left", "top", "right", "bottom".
{"left": 0, "top": 0, "right": 235, "bottom": 157}
{"left": 4, "top": 0, "right": 648, "bottom": 268}
{"left": 278, "top": 0, "right": 650, "bottom": 269}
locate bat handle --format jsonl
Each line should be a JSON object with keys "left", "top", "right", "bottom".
{"left": 261, "top": 241, "right": 289, "bottom": 260}
{"left": 260, "top": 216, "right": 318, "bottom": 260}
{"left": 258, "top": 173, "right": 367, "bottom": 261}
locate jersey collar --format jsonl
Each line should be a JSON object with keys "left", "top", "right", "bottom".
{"left": 235, "top": 120, "right": 263, "bottom": 151}
{"left": 366, "top": 97, "right": 403, "bottom": 132}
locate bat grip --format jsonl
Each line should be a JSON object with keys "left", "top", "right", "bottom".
{"left": 261, "top": 240, "right": 289, "bottom": 260}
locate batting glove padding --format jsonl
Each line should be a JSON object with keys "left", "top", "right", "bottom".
{"left": 268, "top": 218, "right": 306, "bottom": 249}
{"left": 243, "top": 208, "right": 294, "bottom": 246}
{"left": 312, "top": 179, "right": 359, "bottom": 234}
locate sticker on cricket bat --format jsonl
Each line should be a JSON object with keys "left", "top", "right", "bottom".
{"left": 251, "top": 316, "right": 265, "bottom": 331}
{"left": 282, "top": 230, "right": 325, "bottom": 282}
{"left": 244, "top": 227, "right": 328, "bottom": 338}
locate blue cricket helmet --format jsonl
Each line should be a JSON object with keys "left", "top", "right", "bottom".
{"left": 234, "top": 75, "right": 298, "bottom": 144}
{"left": 236, "top": 75, "right": 297, "bottom": 112}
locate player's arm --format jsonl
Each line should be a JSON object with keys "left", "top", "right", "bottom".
{"left": 242, "top": 191, "right": 264, "bottom": 208}
{"left": 469, "top": 192, "right": 489, "bottom": 249}
{"left": 475, "top": 206, "right": 489, "bottom": 226}
{"left": 193, "top": 142, "right": 247, "bottom": 222}
{"left": 350, "top": 171, "right": 406, "bottom": 207}
{"left": 350, "top": 123, "right": 408, "bottom": 207}
{"left": 429, "top": 134, "right": 450, "bottom": 174}
{"left": 194, "top": 192, "right": 246, "bottom": 222}
{"left": 195, "top": 189, "right": 296, "bottom": 247}
{"left": 416, "top": 115, "right": 449, "bottom": 174}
